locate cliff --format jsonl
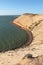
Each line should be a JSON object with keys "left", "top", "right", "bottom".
{"left": 13, "top": 13, "right": 43, "bottom": 65}
{"left": 0, "top": 13, "right": 43, "bottom": 65}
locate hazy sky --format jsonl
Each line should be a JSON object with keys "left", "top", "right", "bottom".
{"left": 0, "top": 0, "right": 43, "bottom": 15}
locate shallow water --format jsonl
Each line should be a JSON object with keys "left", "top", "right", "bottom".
{"left": 0, "top": 15, "right": 28, "bottom": 51}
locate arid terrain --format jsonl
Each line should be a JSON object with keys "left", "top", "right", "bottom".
{"left": 0, "top": 13, "right": 43, "bottom": 65}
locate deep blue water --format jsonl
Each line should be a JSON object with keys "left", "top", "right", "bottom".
{"left": 0, "top": 15, "right": 28, "bottom": 51}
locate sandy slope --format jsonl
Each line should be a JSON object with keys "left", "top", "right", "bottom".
{"left": 0, "top": 14, "right": 43, "bottom": 65}
{"left": 13, "top": 14, "right": 33, "bottom": 29}
{"left": 13, "top": 14, "right": 43, "bottom": 29}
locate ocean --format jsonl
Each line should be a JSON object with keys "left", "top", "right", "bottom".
{"left": 0, "top": 15, "right": 28, "bottom": 51}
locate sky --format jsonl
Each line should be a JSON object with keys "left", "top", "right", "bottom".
{"left": 0, "top": 0, "right": 43, "bottom": 15}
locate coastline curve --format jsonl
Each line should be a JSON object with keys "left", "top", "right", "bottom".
{"left": 13, "top": 23, "right": 33, "bottom": 47}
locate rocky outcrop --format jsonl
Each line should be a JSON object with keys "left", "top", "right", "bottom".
{"left": 15, "top": 54, "right": 43, "bottom": 65}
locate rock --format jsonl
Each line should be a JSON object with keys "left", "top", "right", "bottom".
{"left": 15, "top": 54, "right": 43, "bottom": 65}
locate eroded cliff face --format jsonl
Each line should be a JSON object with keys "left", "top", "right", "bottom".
{"left": 13, "top": 14, "right": 43, "bottom": 57}
{"left": 13, "top": 14, "right": 43, "bottom": 65}
{"left": 13, "top": 14, "right": 43, "bottom": 29}
{"left": 13, "top": 14, "right": 43, "bottom": 47}
{"left": 13, "top": 14, "right": 33, "bottom": 29}
{"left": 0, "top": 14, "right": 43, "bottom": 65}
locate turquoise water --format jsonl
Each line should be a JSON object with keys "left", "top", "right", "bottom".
{"left": 0, "top": 16, "right": 28, "bottom": 51}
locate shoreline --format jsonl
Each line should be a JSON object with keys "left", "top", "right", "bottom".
{"left": 12, "top": 23, "right": 33, "bottom": 47}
